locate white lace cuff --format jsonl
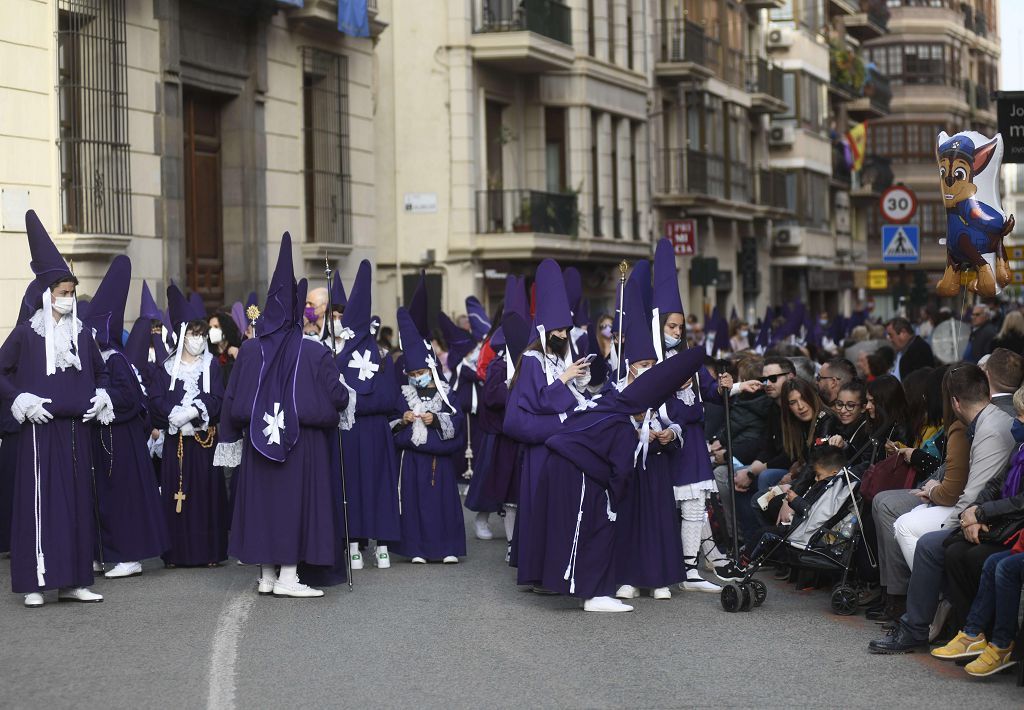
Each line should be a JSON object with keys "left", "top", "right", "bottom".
{"left": 338, "top": 375, "right": 357, "bottom": 431}
{"left": 668, "top": 424, "right": 683, "bottom": 443}
{"left": 213, "top": 439, "right": 243, "bottom": 468}
{"left": 193, "top": 399, "right": 210, "bottom": 428}
{"left": 94, "top": 389, "right": 115, "bottom": 426}
{"left": 148, "top": 430, "right": 165, "bottom": 459}
{"left": 437, "top": 412, "right": 455, "bottom": 441}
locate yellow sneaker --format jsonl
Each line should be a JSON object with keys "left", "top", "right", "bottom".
{"left": 965, "top": 642, "right": 1016, "bottom": 677}
{"left": 931, "top": 631, "right": 987, "bottom": 660}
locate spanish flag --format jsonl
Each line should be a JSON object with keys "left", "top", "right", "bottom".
{"left": 845, "top": 121, "right": 868, "bottom": 173}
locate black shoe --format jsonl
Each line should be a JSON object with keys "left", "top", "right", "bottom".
{"left": 868, "top": 624, "right": 927, "bottom": 655}
{"left": 865, "top": 604, "right": 893, "bottom": 622}
{"left": 713, "top": 562, "right": 744, "bottom": 582}
{"left": 773, "top": 564, "right": 791, "bottom": 581}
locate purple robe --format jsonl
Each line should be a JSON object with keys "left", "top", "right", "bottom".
{"left": 666, "top": 366, "right": 719, "bottom": 488}
{"left": 0, "top": 404, "right": 18, "bottom": 553}
{"left": 613, "top": 425, "right": 685, "bottom": 589}
{"left": 528, "top": 396, "right": 638, "bottom": 599}
{"left": 222, "top": 338, "right": 349, "bottom": 566}
{"left": 341, "top": 354, "right": 401, "bottom": 541}
{"left": 477, "top": 356, "right": 520, "bottom": 507}
{"left": 93, "top": 351, "right": 169, "bottom": 562}
{"left": 391, "top": 385, "right": 467, "bottom": 560}
{"left": 448, "top": 357, "right": 481, "bottom": 481}
{"left": 502, "top": 351, "right": 580, "bottom": 585}
{"left": 0, "top": 318, "right": 109, "bottom": 593}
{"left": 150, "top": 355, "right": 228, "bottom": 567}
{"left": 462, "top": 357, "right": 499, "bottom": 513}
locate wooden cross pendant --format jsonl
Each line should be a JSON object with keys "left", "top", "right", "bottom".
{"left": 174, "top": 490, "right": 186, "bottom": 514}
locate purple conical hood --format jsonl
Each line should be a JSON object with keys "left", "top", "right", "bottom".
{"left": 331, "top": 271, "right": 347, "bottom": 308}
{"left": 123, "top": 318, "right": 152, "bottom": 372}
{"left": 503, "top": 275, "right": 528, "bottom": 321}
{"left": 533, "top": 259, "right": 572, "bottom": 333}
{"left": 440, "top": 312, "right": 475, "bottom": 367}
{"left": 754, "top": 306, "right": 772, "bottom": 350}
{"left": 408, "top": 270, "right": 429, "bottom": 339}
{"left": 246, "top": 290, "right": 259, "bottom": 308}
{"left": 653, "top": 238, "right": 684, "bottom": 316}
{"left": 622, "top": 269, "right": 657, "bottom": 365}
{"left": 466, "top": 296, "right": 491, "bottom": 342}
{"left": 85, "top": 255, "right": 131, "bottom": 350}
{"left": 140, "top": 280, "right": 162, "bottom": 321}
{"left": 167, "top": 283, "right": 204, "bottom": 333}
{"left": 258, "top": 233, "right": 297, "bottom": 337}
{"left": 230, "top": 301, "right": 246, "bottom": 334}
{"left": 502, "top": 311, "right": 531, "bottom": 364}
{"left": 23, "top": 210, "right": 73, "bottom": 313}
{"left": 563, "top": 267, "right": 585, "bottom": 326}
{"left": 397, "top": 307, "right": 431, "bottom": 372}
{"left": 340, "top": 260, "right": 383, "bottom": 396}
{"left": 188, "top": 292, "right": 206, "bottom": 320}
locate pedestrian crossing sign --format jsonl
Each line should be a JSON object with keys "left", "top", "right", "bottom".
{"left": 881, "top": 224, "right": 920, "bottom": 264}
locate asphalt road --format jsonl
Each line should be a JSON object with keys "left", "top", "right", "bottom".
{"left": 1, "top": 507, "right": 1022, "bottom": 709}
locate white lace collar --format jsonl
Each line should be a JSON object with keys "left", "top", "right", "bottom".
{"left": 164, "top": 352, "right": 212, "bottom": 399}
{"left": 29, "top": 309, "right": 82, "bottom": 373}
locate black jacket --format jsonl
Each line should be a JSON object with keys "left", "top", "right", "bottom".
{"left": 898, "top": 336, "right": 935, "bottom": 380}
{"left": 990, "top": 331, "right": 1024, "bottom": 357}
{"left": 715, "top": 392, "right": 776, "bottom": 465}
{"left": 968, "top": 322, "right": 998, "bottom": 362}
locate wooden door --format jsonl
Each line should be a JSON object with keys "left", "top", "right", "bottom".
{"left": 184, "top": 91, "right": 224, "bottom": 309}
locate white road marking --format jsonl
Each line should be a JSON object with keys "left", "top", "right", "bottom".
{"left": 207, "top": 592, "right": 255, "bottom": 710}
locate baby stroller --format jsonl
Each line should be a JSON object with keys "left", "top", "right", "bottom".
{"left": 720, "top": 466, "right": 874, "bottom": 615}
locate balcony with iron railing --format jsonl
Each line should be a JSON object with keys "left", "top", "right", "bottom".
{"left": 475, "top": 189, "right": 578, "bottom": 237}
{"left": 843, "top": 0, "right": 890, "bottom": 41}
{"left": 470, "top": 0, "right": 574, "bottom": 72}
{"left": 847, "top": 66, "right": 891, "bottom": 119}
{"left": 655, "top": 19, "right": 712, "bottom": 80}
{"left": 655, "top": 148, "right": 775, "bottom": 208}
{"left": 747, "top": 57, "right": 787, "bottom": 114}
{"left": 831, "top": 143, "right": 852, "bottom": 188}
{"left": 757, "top": 168, "right": 790, "bottom": 213}
{"left": 974, "top": 9, "right": 988, "bottom": 37}
{"left": 284, "top": 0, "right": 387, "bottom": 37}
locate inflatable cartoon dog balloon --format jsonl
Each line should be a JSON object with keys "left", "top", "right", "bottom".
{"left": 935, "top": 131, "right": 1015, "bottom": 298}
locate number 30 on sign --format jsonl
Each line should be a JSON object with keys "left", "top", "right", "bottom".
{"left": 880, "top": 185, "right": 917, "bottom": 224}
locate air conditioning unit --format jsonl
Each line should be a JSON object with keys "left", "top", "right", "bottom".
{"left": 768, "top": 124, "right": 795, "bottom": 147}
{"left": 834, "top": 190, "right": 851, "bottom": 234}
{"left": 773, "top": 225, "right": 804, "bottom": 248}
{"left": 766, "top": 28, "right": 793, "bottom": 50}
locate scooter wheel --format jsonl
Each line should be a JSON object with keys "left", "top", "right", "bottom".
{"left": 750, "top": 579, "right": 767, "bottom": 607}
{"left": 738, "top": 583, "right": 753, "bottom": 612}
{"left": 720, "top": 582, "right": 742, "bottom": 613}
{"left": 831, "top": 585, "right": 858, "bottom": 616}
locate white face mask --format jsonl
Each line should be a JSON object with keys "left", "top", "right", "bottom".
{"left": 208, "top": 327, "right": 223, "bottom": 345}
{"left": 185, "top": 335, "right": 206, "bottom": 356}
{"left": 632, "top": 365, "right": 651, "bottom": 378}
{"left": 740, "top": 330, "right": 749, "bottom": 338}
{"left": 52, "top": 296, "right": 74, "bottom": 315}
{"left": 332, "top": 319, "right": 343, "bottom": 336}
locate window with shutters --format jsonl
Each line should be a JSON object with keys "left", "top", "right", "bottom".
{"left": 302, "top": 48, "right": 351, "bottom": 245}
{"left": 57, "top": 0, "right": 132, "bottom": 234}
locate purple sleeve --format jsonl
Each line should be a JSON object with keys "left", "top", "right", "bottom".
{"left": 218, "top": 357, "right": 240, "bottom": 444}
{"left": 0, "top": 328, "right": 23, "bottom": 402}
{"left": 514, "top": 356, "right": 577, "bottom": 415}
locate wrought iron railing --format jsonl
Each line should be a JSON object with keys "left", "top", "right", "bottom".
{"left": 474, "top": 0, "right": 572, "bottom": 44}
{"left": 746, "top": 57, "right": 784, "bottom": 100}
{"left": 475, "top": 189, "right": 578, "bottom": 236}
{"left": 757, "top": 168, "right": 789, "bottom": 211}
{"left": 656, "top": 19, "right": 705, "bottom": 65}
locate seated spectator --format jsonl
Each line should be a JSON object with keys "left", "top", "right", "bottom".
{"left": 769, "top": 377, "right": 837, "bottom": 497}
{"left": 866, "top": 347, "right": 895, "bottom": 383}
{"left": 980, "top": 347, "right": 1024, "bottom": 417}
{"left": 868, "top": 367, "right": 1019, "bottom": 655}
{"left": 816, "top": 357, "right": 856, "bottom": 408}
{"left": 990, "top": 310, "right": 1024, "bottom": 355}
{"left": 866, "top": 375, "right": 910, "bottom": 466}
{"left": 826, "top": 378, "right": 871, "bottom": 465}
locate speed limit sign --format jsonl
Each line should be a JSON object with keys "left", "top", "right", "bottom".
{"left": 880, "top": 185, "right": 917, "bottom": 223}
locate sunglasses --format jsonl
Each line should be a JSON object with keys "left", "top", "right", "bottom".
{"left": 815, "top": 374, "right": 839, "bottom": 383}
{"left": 761, "top": 373, "right": 792, "bottom": 385}
{"left": 834, "top": 400, "right": 863, "bottom": 411}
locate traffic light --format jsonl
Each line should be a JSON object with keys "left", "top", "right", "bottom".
{"left": 689, "top": 257, "right": 719, "bottom": 288}
{"left": 909, "top": 270, "right": 928, "bottom": 308}
{"left": 738, "top": 237, "right": 759, "bottom": 294}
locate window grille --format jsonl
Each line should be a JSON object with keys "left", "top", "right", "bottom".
{"left": 57, "top": 0, "right": 132, "bottom": 235}
{"left": 302, "top": 48, "right": 351, "bottom": 245}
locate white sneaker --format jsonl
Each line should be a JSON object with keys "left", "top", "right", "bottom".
{"left": 350, "top": 551, "right": 364, "bottom": 570}
{"left": 411, "top": 557, "right": 427, "bottom": 564}
{"left": 652, "top": 587, "right": 672, "bottom": 600}
{"left": 375, "top": 549, "right": 391, "bottom": 569}
{"left": 272, "top": 579, "right": 324, "bottom": 598}
{"left": 92, "top": 561, "right": 104, "bottom": 573}
{"left": 257, "top": 579, "right": 275, "bottom": 595}
{"left": 24, "top": 593, "right": 44, "bottom": 608}
{"left": 105, "top": 562, "right": 142, "bottom": 579}
{"left": 474, "top": 517, "right": 494, "bottom": 540}
{"left": 505, "top": 544, "right": 511, "bottom": 563}
{"left": 680, "top": 577, "right": 722, "bottom": 593}
{"left": 58, "top": 587, "right": 103, "bottom": 603}
{"left": 583, "top": 596, "right": 634, "bottom": 613}
{"left": 442, "top": 555, "right": 459, "bottom": 564}
{"left": 615, "top": 584, "right": 639, "bottom": 600}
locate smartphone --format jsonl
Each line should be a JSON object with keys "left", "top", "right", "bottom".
{"left": 582, "top": 353, "right": 597, "bottom": 364}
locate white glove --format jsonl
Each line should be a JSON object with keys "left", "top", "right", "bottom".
{"left": 168, "top": 405, "right": 199, "bottom": 429}
{"left": 83, "top": 389, "right": 114, "bottom": 424}
{"left": 12, "top": 393, "right": 53, "bottom": 425}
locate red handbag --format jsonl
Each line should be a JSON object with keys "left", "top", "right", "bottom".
{"left": 859, "top": 453, "right": 916, "bottom": 503}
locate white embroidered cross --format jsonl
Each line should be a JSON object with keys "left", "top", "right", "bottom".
{"left": 348, "top": 349, "right": 380, "bottom": 381}
{"left": 337, "top": 326, "right": 355, "bottom": 341}
{"left": 574, "top": 398, "right": 598, "bottom": 412}
{"left": 262, "top": 402, "right": 285, "bottom": 445}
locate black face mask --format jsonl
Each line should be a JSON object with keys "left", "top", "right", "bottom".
{"left": 547, "top": 334, "right": 569, "bottom": 357}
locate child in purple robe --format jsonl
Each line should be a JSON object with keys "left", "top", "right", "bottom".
{"left": 390, "top": 308, "right": 467, "bottom": 564}
{"left": 0, "top": 211, "right": 115, "bottom": 608}
{"left": 504, "top": 259, "right": 591, "bottom": 589}
{"left": 217, "top": 237, "right": 352, "bottom": 598}
{"left": 150, "top": 285, "right": 228, "bottom": 568}
{"left": 84, "top": 256, "right": 169, "bottom": 579}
